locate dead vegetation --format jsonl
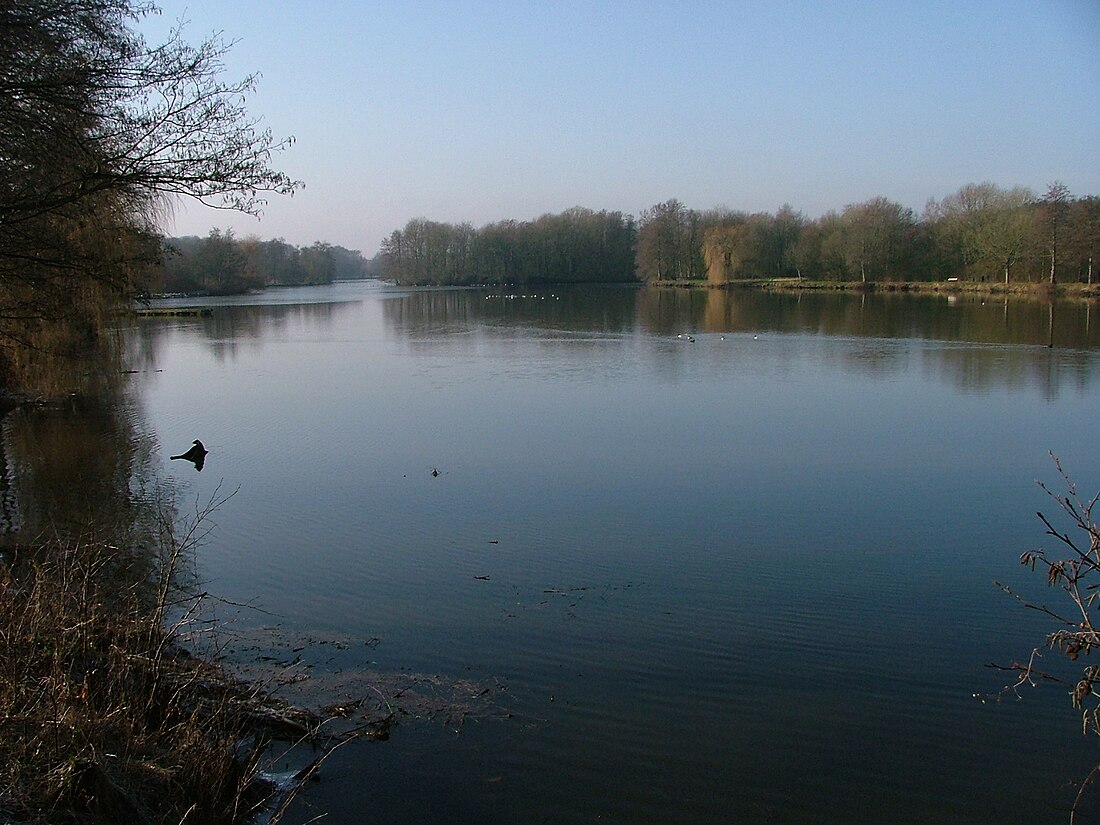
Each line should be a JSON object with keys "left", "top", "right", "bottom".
{"left": 0, "top": 489, "right": 339, "bottom": 825}
{"left": 0, "top": 469, "right": 500, "bottom": 824}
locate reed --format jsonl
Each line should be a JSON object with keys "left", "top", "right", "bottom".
{"left": 0, "top": 489, "right": 317, "bottom": 824}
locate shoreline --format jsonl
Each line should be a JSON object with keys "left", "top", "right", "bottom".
{"left": 0, "top": 500, "right": 352, "bottom": 824}
{"left": 650, "top": 277, "right": 1100, "bottom": 299}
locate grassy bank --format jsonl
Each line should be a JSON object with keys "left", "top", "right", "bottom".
{"left": 0, "top": 501, "right": 322, "bottom": 824}
{"left": 652, "top": 277, "right": 1100, "bottom": 299}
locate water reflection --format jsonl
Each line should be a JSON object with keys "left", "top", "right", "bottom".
{"left": 128, "top": 299, "right": 355, "bottom": 370}
{"left": 141, "top": 283, "right": 1099, "bottom": 364}
{"left": 373, "top": 285, "right": 1099, "bottom": 397}
{"left": 378, "top": 284, "right": 1099, "bottom": 351}
{"left": 123, "top": 281, "right": 1100, "bottom": 825}
{"left": 0, "top": 394, "right": 152, "bottom": 539}
{"left": 128, "top": 284, "right": 1100, "bottom": 411}
{"left": 694, "top": 288, "right": 1099, "bottom": 348}
{"left": 0, "top": 371, "right": 175, "bottom": 639}
{"left": 385, "top": 286, "right": 640, "bottom": 337}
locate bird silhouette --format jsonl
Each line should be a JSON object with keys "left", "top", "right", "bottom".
{"left": 170, "top": 439, "right": 207, "bottom": 472}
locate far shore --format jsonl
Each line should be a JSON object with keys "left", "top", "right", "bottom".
{"left": 650, "top": 277, "right": 1100, "bottom": 299}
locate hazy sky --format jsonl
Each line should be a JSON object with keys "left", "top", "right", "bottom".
{"left": 141, "top": 1, "right": 1100, "bottom": 256}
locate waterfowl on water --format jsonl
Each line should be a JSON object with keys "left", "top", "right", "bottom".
{"left": 170, "top": 439, "right": 208, "bottom": 471}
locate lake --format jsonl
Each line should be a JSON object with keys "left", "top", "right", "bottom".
{"left": 123, "top": 282, "right": 1100, "bottom": 823}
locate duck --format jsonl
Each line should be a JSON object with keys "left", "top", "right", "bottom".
{"left": 170, "top": 439, "right": 208, "bottom": 471}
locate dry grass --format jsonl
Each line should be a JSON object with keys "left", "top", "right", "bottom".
{"left": 0, "top": 492, "right": 319, "bottom": 824}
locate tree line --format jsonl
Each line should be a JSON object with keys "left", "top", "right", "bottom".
{"left": 379, "top": 208, "right": 638, "bottom": 286}
{"left": 380, "top": 183, "right": 1098, "bottom": 288}
{"left": 649, "top": 183, "right": 1097, "bottom": 286}
{"left": 0, "top": 0, "right": 297, "bottom": 392}
{"left": 148, "top": 231, "right": 372, "bottom": 295}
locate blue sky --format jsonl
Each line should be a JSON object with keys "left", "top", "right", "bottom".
{"left": 141, "top": 1, "right": 1100, "bottom": 256}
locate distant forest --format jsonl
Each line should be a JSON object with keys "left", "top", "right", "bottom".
{"left": 379, "top": 208, "right": 638, "bottom": 287}
{"left": 149, "top": 182, "right": 1100, "bottom": 296}
{"left": 379, "top": 183, "right": 1099, "bottom": 288}
{"left": 147, "top": 231, "right": 375, "bottom": 295}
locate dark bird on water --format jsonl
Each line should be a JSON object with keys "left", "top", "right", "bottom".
{"left": 170, "top": 439, "right": 207, "bottom": 471}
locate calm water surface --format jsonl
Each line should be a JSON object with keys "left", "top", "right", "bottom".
{"left": 128, "top": 283, "right": 1099, "bottom": 823}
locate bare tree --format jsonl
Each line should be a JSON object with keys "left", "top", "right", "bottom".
{"left": 839, "top": 197, "right": 916, "bottom": 282}
{"left": 1041, "top": 182, "right": 1072, "bottom": 286}
{"left": 636, "top": 199, "right": 693, "bottom": 281}
{"left": 1066, "top": 197, "right": 1100, "bottom": 285}
{"left": 993, "top": 456, "right": 1100, "bottom": 822}
{"left": 1, "top": 1, "right": 299, "bottom": 226}
{"left": 926, "top": 183, "right": 1036, "bottom": 284}
{"left": 0, "top": 0, "right": 300, "bottom": 387}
